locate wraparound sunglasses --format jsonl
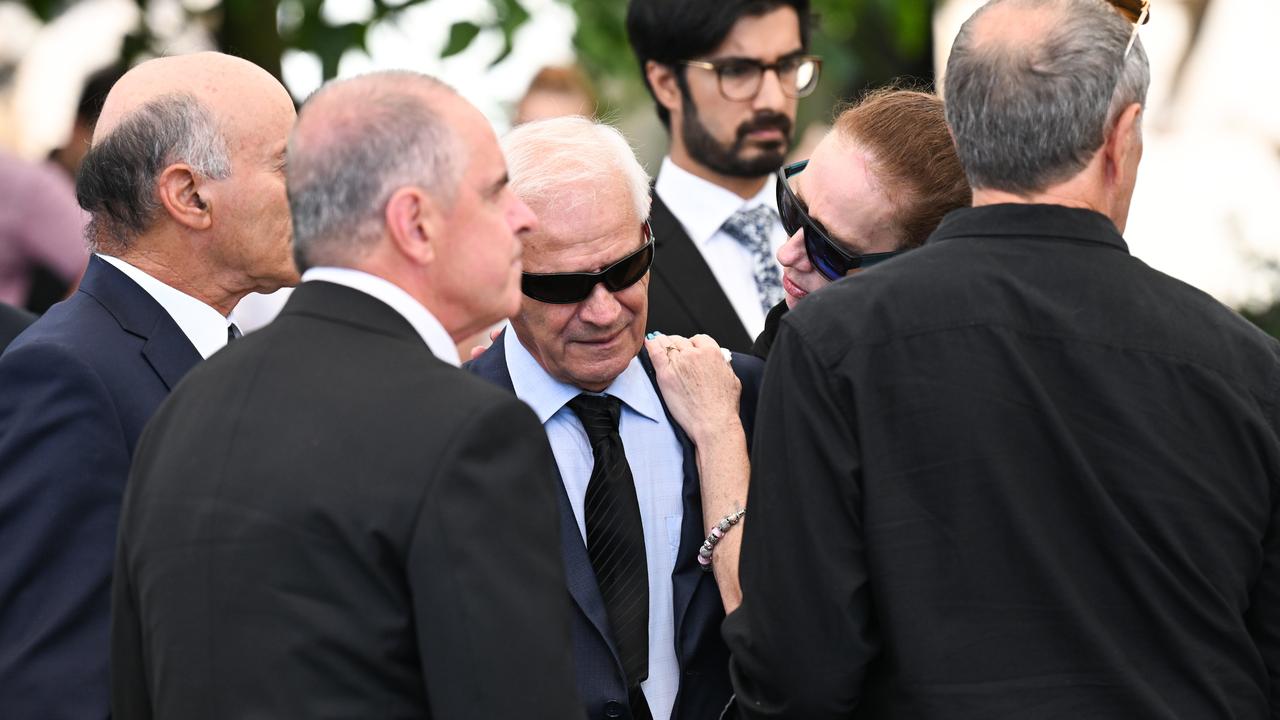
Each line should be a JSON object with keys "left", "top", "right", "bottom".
{"left": 776, "top": 160, "right": 903, "bottom": 281}
{"left": 521, "top": 222, "right": 655, "bottom": 304}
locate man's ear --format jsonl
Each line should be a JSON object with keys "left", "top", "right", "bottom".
{"left": 385, "top": 186, "right": 443, "bottom": 266}
{"left": 645, "top": 60, "right": 683, "bottom": 116}
{"left": 1104, "top": 102, "right": 1144, "bottom": 188}
{"left": 157, "top": 164, "right": 213, "bottom": 231}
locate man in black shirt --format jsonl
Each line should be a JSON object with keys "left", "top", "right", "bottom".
{"left": 724, "top": 0, "right": 1280, "bottom": 718}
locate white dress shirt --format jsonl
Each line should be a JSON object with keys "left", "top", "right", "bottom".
{"left": 97, "top": 253, "right": 233, "bottom": 359}
{"left": 300, "top": 267, "right": 459, "bottom": 366}
{"left": 653, "top": 157, "right": 787, "bottom": 338}
{"left": 505, "top": 334, "right": 684, "bottom": 720}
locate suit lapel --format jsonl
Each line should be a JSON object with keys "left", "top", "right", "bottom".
{"left": 78, "top": 256, "right": 203, "bottom": 390}
{"left": 639, "top": 348, "right": 708, "bottom": 663}
{"left": 468, "top": 331, "right": 623, "bottom": 668}
{"left": 648, "top": 191, "right": 754, "bottom": 351}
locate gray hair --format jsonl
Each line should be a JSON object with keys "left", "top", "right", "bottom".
{"left": 501, "top": 116, "right": 651, "bottom": 223}
{"left": 943, "top": 0, "right": 1151, "bottom": 194}
{"left": 288, "top": 71, "right": 462, "bottom": 270}
{"left": 76, "top": 93, "right": 231, "bottom": 253}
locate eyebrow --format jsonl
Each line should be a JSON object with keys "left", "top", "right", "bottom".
{"left": 710, "top": 49, "right": 807, "bottom": 64}
{"left": 486, "top": 173, "right": 509, "bottom": 198}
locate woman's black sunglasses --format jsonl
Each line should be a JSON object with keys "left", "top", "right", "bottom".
{"left": 776, "top": 160, "right": 903, "bottom": 281}
{"left": 521, "top": 222, "right": 656, "bottom": 304}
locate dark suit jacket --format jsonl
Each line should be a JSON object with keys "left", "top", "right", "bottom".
{"left": 0, "top": 255, "right": 202, "bottom": 720}
{"left": 647, "top": 191, "right": 755, "bottom": 354}
{"left": 0, "top": 302, "right": 34, "bottom": 353}
{"left": 468, "top": 329, "right": 763, "bottom": 720}
{"left": 112, "top": 280, "right": 584, "bottom": 720}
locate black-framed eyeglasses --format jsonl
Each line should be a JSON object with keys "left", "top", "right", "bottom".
{"left": 680, "top": 54, "right": 822, "bottom": 102}
{"left": 776, "top": 160, "right": 902, "bottom": 281}
{"left": 521, "top": 223, "right": 655, "bottom": 304}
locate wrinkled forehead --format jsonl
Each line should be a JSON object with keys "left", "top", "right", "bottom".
{"left": 523, "top": 180, "right": 644, "bottom": 273}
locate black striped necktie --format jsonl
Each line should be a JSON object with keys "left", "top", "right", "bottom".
{"left": 567, "top": 393, "right": 652, "bottom": 720}
{"left": 227, "top": 323, "right": 242, "bottom": 343}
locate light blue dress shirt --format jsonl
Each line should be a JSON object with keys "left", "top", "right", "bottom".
{"left": 505, "top": 334, "right": 685, "bottom": 720}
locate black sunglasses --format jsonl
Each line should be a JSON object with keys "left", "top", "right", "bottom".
{"left": 521, "top": 223, "right": 655, "bottom": 304}
{"left": 776, "top": 160, "right": 903, "bottom": 281}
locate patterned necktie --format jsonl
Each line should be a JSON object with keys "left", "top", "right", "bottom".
{"left": 566, "top": 394, "right": 653, "bottom": 720}
{"left": 226, "top": 323, "right": 242, "bottom": 343}
{"left": 721, "top": 204, "right": 785, "bottom": 314}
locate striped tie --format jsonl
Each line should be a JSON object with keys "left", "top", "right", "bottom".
{"left": 567, "top": 393, "right": 653, "bottom": 720}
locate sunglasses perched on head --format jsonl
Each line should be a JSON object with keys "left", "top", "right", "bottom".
{"left": 776, "top": 160, "right": 903, "bottom": 281}
{"left": 1107, "top": 0, "right": 1150, "bottom": 57}
{"left": 521, "top": 223, "right": 655, "bottom": 304}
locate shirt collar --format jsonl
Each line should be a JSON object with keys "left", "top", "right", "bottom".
{"left": 503, "top": 329, "right": 665, "bottom": 426}
{"left": 300, "top": 266, "right": 460, "bottom": 366}
{"left": 654, "top": 156, "right": 779, "bottom": 247}
{"left": 929, "top": 204, "right": 1130, "bottom": 254}
{"left": 96, "top": 253, "right": 230, "bottom": 360}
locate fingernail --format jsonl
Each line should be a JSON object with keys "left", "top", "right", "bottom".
{"left": 646, "top": 331, "right": 662, "bottom": 340}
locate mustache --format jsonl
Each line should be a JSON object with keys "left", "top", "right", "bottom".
{"left": 736, "top": 112, "right": 792, "bottom": 141}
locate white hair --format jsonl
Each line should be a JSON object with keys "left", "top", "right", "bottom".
{"left": 501, "top": 116, "right": 651, "bottom": 222}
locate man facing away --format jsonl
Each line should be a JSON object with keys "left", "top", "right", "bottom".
{"left": 468, "top": 116, "right": 764, "bottom": 720}
{"left": 0, "top": 52, "right": 298, "bottom": 719}
{"left": 725, "top": 0, "right": 1280, "bottom": 717}
{"left": 625, "top": 0, "right": 818, "bottom": 352}
{"left": 111, "top": 71, "right": 584, "bottom": 720}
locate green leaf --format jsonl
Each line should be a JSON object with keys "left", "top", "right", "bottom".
{"left": 442, "top": 21, "right": 481, "bottom": 58}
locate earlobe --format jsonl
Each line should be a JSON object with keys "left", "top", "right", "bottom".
{"left": 645, "top": 60, "right": 683, "bottom": 115}
{"left": 157, "top": 164, "right": 213, "bottom": 231}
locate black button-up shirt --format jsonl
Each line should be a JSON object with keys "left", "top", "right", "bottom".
{"left": 725, "top": 204, "right": 1280, "bottom": 719}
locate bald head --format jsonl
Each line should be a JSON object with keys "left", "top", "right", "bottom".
{"left": 287, "top": 71, "right": 469, "bottom": 269}
{"left": 95, "top": 52, "right": 290, "bottom": 144}
{"left": 943, "top": 0, "right": 1150, "bottom": 194}
{"left": 77, "top": 52, "right": 299, "bottom": 308}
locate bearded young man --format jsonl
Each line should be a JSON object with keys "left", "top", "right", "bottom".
{"left": 626, "top": 0, "right": 818, "bottom": 352}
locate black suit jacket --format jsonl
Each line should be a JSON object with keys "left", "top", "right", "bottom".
{"left": 0, "top": 302, "right": 34, "bottom": 353}
{"left": 0, "top": 255, "right": 201, "bottom": 720}
{"left": 112, "top": 280, "right": 585, "bottom": 720}
{"left": 647, "top": 191, "right": 755, "bottom": 353}
{"left": 468, "top": 329, "right": 763, "bottom": 720}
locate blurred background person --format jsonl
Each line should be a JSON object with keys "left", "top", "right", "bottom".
{"left": 514, "top": 64, "right": 598, "bottom": 125}
{"left": 0, "top": 149, "right": 88, "bottom": 315}
{"left": 627, "top": 0, "right": 820, "bottom": 353}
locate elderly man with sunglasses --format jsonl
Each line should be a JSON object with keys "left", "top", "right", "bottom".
{"left": 717, "top": 0, "right": 1280, "bottom": 718}
{"left": 467, "top": 116, "right": 763, "bottom": 720}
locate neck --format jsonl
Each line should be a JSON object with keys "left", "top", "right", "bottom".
{"left": 113, "top": 244, "right": 244, "bottom": 317}
{"left": 971, "top": 170, "right": 1118, "bottom": 228}
{"left": 668, "top": 141, "right": 768, "bottom": 201}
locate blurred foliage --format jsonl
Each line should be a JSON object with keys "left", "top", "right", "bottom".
{"left": 19, "top": 0, "right": 934, "bottom": 115}
{"left": 1242, "top": 302, "right": 1280, "bottom": 340}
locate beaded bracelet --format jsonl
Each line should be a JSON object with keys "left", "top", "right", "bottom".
{"left": 697, "top": 508, "right": 746, "bottom": 571}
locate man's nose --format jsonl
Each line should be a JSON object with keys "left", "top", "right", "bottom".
{"left": 753, "top": 66, "right": 789, "bottom": 112}
{"left": 577, "top": 282, "right": 623, "bottom": 326}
